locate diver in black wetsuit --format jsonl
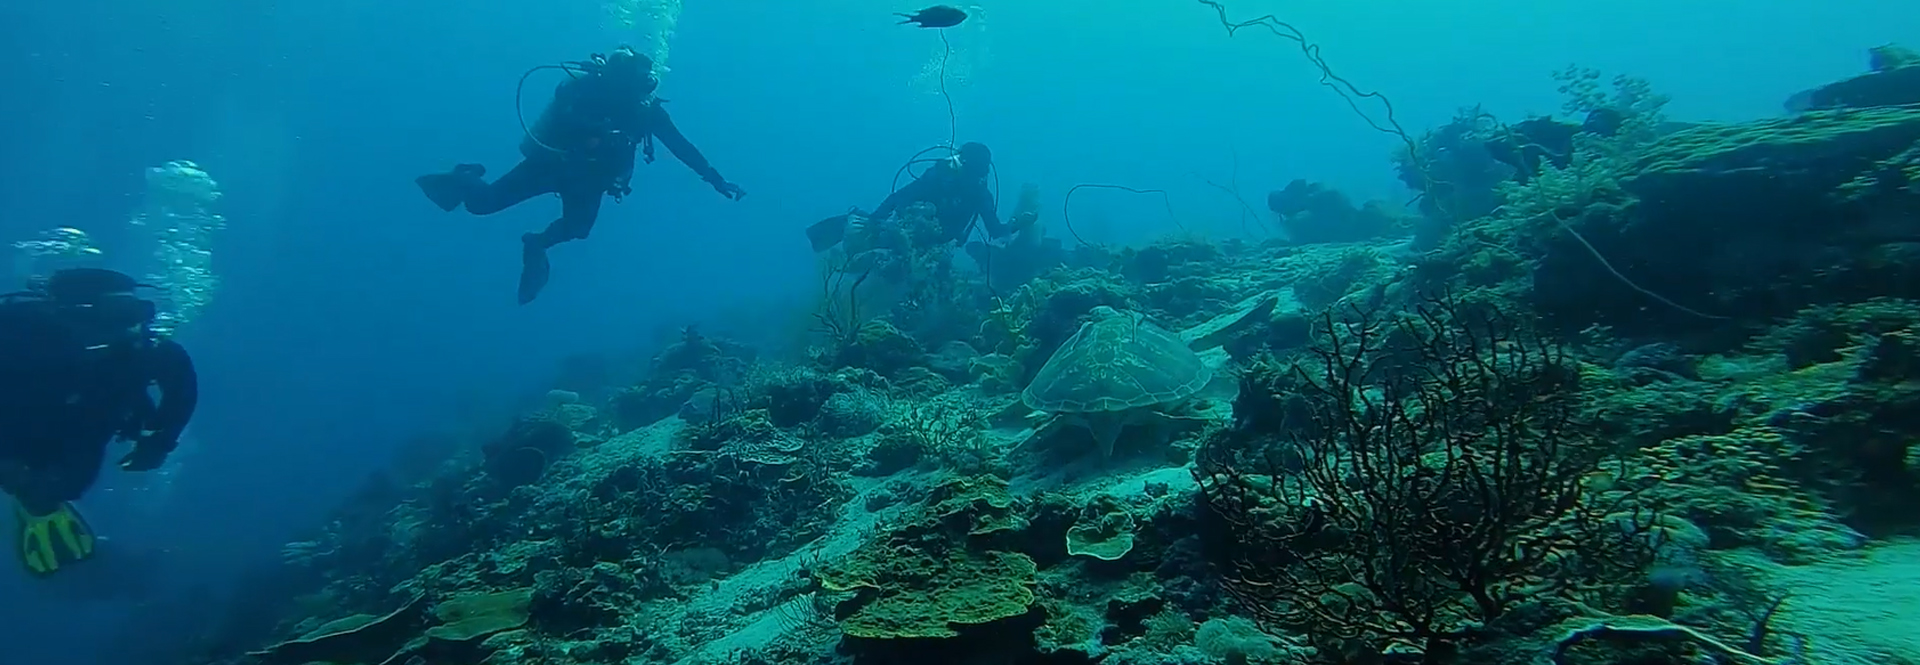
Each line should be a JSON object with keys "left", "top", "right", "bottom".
{"left": 416, "top": 46, "right": 746, "bottom": 304}
{"left": 0, "top": 268, "right": 198, "bottom": 577}
{"left": 806, "top": 142, "right": 1016, "bottom": 253}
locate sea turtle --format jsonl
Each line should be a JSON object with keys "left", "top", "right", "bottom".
{"left": 1020, "top": 293, "right": 1278, "bottom": 459}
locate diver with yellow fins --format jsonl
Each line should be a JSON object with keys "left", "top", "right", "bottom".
{"left": 0, "top": 268, "right": 198, "bottom": 577}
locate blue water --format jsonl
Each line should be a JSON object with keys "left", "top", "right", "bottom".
{"left": 0, "top": 0, "right": 1911, "bottom": 663}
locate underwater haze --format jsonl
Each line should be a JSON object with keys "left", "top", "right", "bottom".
{"left": 1, "top": 0, "right": 1917, "bottom": 664}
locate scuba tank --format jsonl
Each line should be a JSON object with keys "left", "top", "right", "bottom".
{"left": 516, "top": 47, "right": 660, "bottom": 161}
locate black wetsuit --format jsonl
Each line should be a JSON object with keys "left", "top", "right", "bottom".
{"left": 456, "top": 75, "right": 728, "bottom": 248}
{"left": 0, "top": 301, "right": 197, "bottom": 514}
{"left": 872, "top": 161, "right": 1007, "bottom": 244}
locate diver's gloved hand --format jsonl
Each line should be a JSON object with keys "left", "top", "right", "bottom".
{"left": 119, "top": 442, "right": 172, "bottom": 472}
{"left": 709, "top": 179, "right": 746, "bottom": 201}
{"left": 608, "top": 180, "right": 632, "bottom": 203}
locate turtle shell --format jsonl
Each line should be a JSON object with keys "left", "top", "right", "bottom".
{"left": 1021, "top": 306, "right": 1212, "bottom": 414}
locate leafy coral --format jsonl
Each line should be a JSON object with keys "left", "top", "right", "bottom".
{"left": 1065, "top": 499, "right": 1138, "bottom": 561}
{"left": 815, "top": 475, "right": 1037, "bottom": 639}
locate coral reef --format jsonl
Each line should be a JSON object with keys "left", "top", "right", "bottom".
{"left": 1788, "top": 43, "right": 1920, "bottom": 111}
{"left": 141, "top": 56, "right": 1920, "bottom": 665}
{"left": 1197, "top": 295, "right": 1655, "bottom": 661}
{"left": 817, "top": 475, "right": 1036, "bottom": 640}
{"left": 610, "top": 325, "right": 753, "bottom": 430}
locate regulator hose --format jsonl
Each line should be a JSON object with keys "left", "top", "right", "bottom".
{"left": 515, "top": 62, "right": 593, "bottom": 155}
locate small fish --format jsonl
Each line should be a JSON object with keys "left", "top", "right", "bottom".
{"left": 896, "top": 5, "right": 968, "bottom": 29}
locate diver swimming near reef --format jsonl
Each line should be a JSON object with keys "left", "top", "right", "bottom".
{"left": 806, "top": 142, "right": 1024, "bottom": 255}
{"left": 0, "top": 268, "right": 198, "bottom": 578}
{"left": 416, "top": 46, "right": 746, "bottom": 305}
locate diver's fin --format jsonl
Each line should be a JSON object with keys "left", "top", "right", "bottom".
{"left": 807, "top": 213, "right": 852, "bottom": 253}
{"left": 415, "top": 164, "right": 485, "bottom": 212}
{"left": 895, "top": 13, "right": 916, "bottom": 24}
{"left": 14, "top": 500, "right": 96, "bottom": 577}
{"left": 518, "top": 235, "right": 551, "bottom": 305}
{"left": 416, "top": 174, "right": 470, "bottom": 212}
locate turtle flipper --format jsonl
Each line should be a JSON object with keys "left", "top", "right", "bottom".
{"left": 1085, "top": 413, "right": 1126, "bottom": 459}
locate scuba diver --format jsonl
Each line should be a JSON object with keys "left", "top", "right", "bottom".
{"left": 806, "top": 141, "right": 1022, "bottom": 254}
{"left": 0, "top": 268, "right": 198, "bottom": 577}
{"left": 415, "top": 45, "right": 747, "bottom": 305}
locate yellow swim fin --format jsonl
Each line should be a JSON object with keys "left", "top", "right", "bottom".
{"left": 14, "top": 500, "right": 96, "bottom": 577}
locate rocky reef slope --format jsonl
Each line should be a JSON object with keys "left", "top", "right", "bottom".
{"left": 128, "top": 52, "right": 1920, "bottom": 665}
